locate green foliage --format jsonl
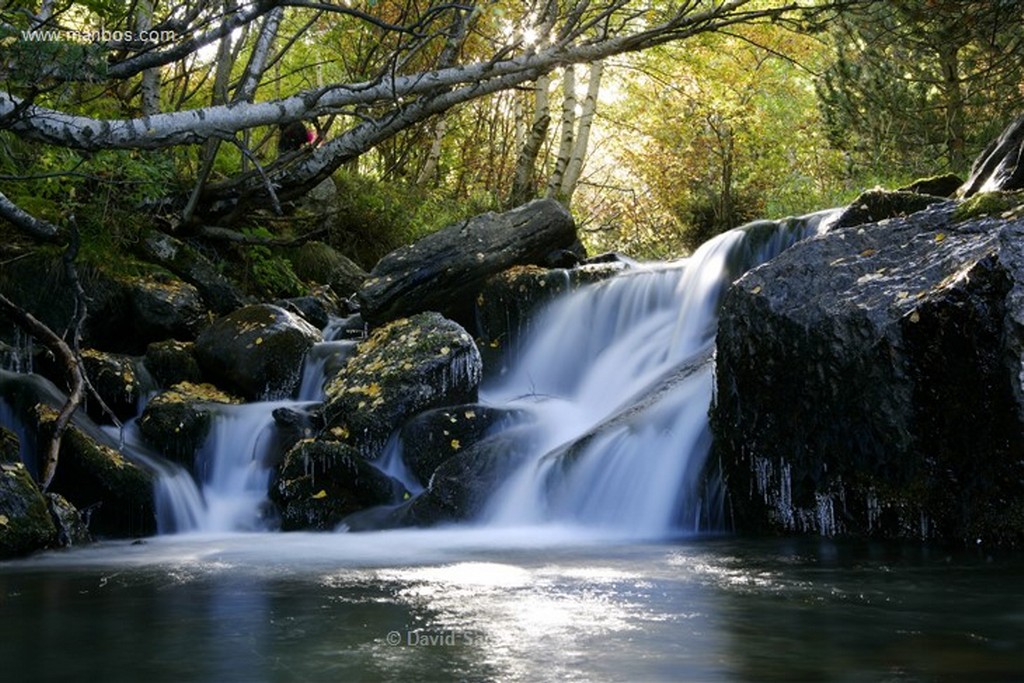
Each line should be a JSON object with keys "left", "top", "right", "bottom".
{"left": 816, "top": 1, "right": 1024, "bottom": 176}
{"left": 326, "top": 170, "right": 499, "bottom": 269}
{"left": 235, "top": 227, "right": 306, "bottom": 299}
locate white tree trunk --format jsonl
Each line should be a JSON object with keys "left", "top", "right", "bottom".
{"left": 545, "top": 65, "right": 576, "bottom": 200}
{"left": 135, "top": 0, "right": 161, "bottom": 115}
{"left": 416, "top": 118, "right": 447, "bottom": 187}
{"left": 509, "top": 74, "right": 551, "bottom": 206}
{"left": 560, "top": 60, "right": 604, "bottom": 206}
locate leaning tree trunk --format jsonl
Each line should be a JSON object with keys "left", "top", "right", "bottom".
{"left": 559, "top": 60, "right": 604, "bottom": 207}
{"left": 545, "top": 65, "right": 577, "bottom": 201}
{"left": 509, "top": 74, "right": 552, "bottom": 207}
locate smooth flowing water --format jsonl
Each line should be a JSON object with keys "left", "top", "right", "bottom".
{"left": 1, "top": 533, "right": 1022, "bottom": 682}
{"left": 5, "top": 211, "right": 1022, "bottom": 681}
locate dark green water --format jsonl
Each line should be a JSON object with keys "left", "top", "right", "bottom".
{"left": 1, "top": 529, "right": 1021, "bottom": 682}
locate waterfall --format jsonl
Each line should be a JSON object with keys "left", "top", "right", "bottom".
{"left": 479, "top": 210, "right": 839, "bottom": 535}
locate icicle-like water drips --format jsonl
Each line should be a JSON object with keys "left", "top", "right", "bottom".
{"left": 481, "top": 211, "right": 838, "bottom": 535}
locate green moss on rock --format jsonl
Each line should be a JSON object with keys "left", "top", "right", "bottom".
{"left": 953, "top": 191, "right": 1024, "bottom": 222}
{"left": 322, "top": 312, "right": 482, "bottom": 457}
{"left": 0, "top": 428, "right": 56, "bottom": 558}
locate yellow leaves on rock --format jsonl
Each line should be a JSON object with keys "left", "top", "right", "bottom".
{"left": 0, "top": 514, "right": 8, "bottom": 527}
{"left": 934, "top": 233, "right": 946, "bottom": 243}
{"left": 311, "top": 490, "right": 328, "bottom": 499}
{"left": 451, "top": 439, "right": 461, "bottom": 450}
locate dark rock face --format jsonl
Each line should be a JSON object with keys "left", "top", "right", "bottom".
{"left": 144, "top": 340, "right": 203, "bottom": 389}
{"left": 711, "top": 202, "right": 1024, "bottom": 545}
{"left": 80, "top": 350, "right": 155, "bottom": 423}
{"left": 125, "top": 274, "right": 207, "bottom": 342}
{"left": 271, "top": 440, "right": 403, "bottom": 531}
{"left": 398, "top": 404, "right": 522, "bottom": 487}
{"left": 322, "top": 312, "right": 482, "bottom": 458}
{"left": 195, "top": 304, "right": 321, "bottom": 400}
{"left": 367, "top": 428, "right": 536, "bottom": 529}
{"left": 139, "top": 231, "right": 248, "bottom": 314}
{"left": 0, "top": 428, "right": 55, "bottom": 558}
{"left": 28, "top": 406, "right": 157, "bottom": 538}
{"left": 137, "top": 382, "right": 239, "bottom": 468}
{"left": 959, "top": 115, "right": 1024, "bottom": 197}
{"left": 45, "top": 492, "right": 91, "bottom": 547}
{"left": 357, "top": 199, "right": 577, "bottom": 326}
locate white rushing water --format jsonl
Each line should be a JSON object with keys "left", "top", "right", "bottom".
{"left": 0, "top": 212, "right": 836, "bottom": 538}
{"left": 479, "top": 211, "right": 839, "bottom": 535}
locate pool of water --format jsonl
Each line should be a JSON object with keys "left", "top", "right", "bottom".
{"left": 1, "top": 530, "right": 1021, "bottom": 682}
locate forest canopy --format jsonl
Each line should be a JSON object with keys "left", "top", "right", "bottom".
{"left": 1, "top": 0, "right": 1022, "bottom": 258}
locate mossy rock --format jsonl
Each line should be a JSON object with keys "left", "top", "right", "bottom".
{"left": 287, "top": 241, "right": 368, "bottom": 298}
{"left": 32, "top": 405, "right": 156, "bottom": 538}
{"left": 897, "top": 173, "right": 964, "bottom": 198}
{"left": 137, "top": 381, "right": 240, "bottom": 468}
{"left": 144, "top": 340, "right": 203, "bottom": 389}
{"left": 0, "top": 428, "right": 56, "bottom": 558}
{"left": 953, "top": 191, "right": 1024, "bottom": 222}
{"left": 124, "top": 272, "right": 207, "bottom": 343}
{"left": 195, "top": 304, "right": 322, "bottom": 400}
{"left": 322, "top": 312, "right": 482, "bottom": 457}
{"left": 270, "top": 440, "right": 403, "bottom": 531}
{"left": 833, "top": 189, "right": 949, "bottom": 230}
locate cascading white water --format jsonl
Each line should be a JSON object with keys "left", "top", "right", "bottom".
{"left": 480, "top": 211, "right": 839, "bottom": 535}
{"left": 151, "top": 320, "right": 357, "bottom": 534}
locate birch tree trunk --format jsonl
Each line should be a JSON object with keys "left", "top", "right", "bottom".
{"left": 559, "top": 60, "right": 604, "bottom": 207}
{"left": 416, "top": 118, "right": 447, "bottom": 187}
{"left": 508, "top": 74, "right": 551, "bottom": 206}
{"left": 545, "top": 65, "right": 577, "bottom": 200}
{"left": 135, "top": 0, "right": 161, "bottom": 116}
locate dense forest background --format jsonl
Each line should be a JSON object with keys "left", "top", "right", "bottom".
{"left": 2, "top": 0, "right": 1022, "bottom": 274}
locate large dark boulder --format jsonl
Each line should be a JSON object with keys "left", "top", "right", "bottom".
{"left": 144, "top": 340, "right": 204, "bottom": 389}
{"left": 322, "top": 312, "right": 482, "bottom": 458}
{"left": 357, "top": 199, "right": 577, "bottom": 326}
{"left": 959, "top": 115, "right": 1024, "bottom": 198}
{"left": 0, "top": 251, "right": 210, "bottom": 354}
{"left": 125, "top": 273, "right": 207, "bottom": 342}
{"left": 346, "top": 427, "right": 536, "bottom": 530}
{"left": 270, "top": 440, "right": 403, "bottom": 531}
{"left": 195, "top": 304, "right": 321, "bottom": 400}
{"left": 0, "top": 428, "right": 56, "bottom": 558}
{"left": 21, "top": 404, "right": 157, "bottom": 538}
{"left": 711, "top": 200, "right": 1024, "bottom": 546}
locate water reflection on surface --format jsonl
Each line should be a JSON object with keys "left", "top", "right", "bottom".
{"left": 1, "top": 531, "right": 1021, "bottom": 682}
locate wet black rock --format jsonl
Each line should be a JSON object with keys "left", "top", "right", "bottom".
{"left": 195, "top": 304, "right": 321, "bottom": 400}
{"left": 271, "top": 440, "right": 404, "bottom": 531}
{"left": 0, "top": 428, "right": 55, "bottom": 558}
{"left": 711, "top": 201, "right": 1024, "bottom": 546}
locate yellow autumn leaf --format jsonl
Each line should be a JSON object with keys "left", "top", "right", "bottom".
{"left": 935, "top": 233, "right": 946, "bottom": 243}
{"left": 451, "top": 439, "right": 461, "bottom": 450}
{"left": 311, "top": 490, "right": 328, "bottom": 499}
{"left": 255, "top": 337, "right": 264, "bottom": 345}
